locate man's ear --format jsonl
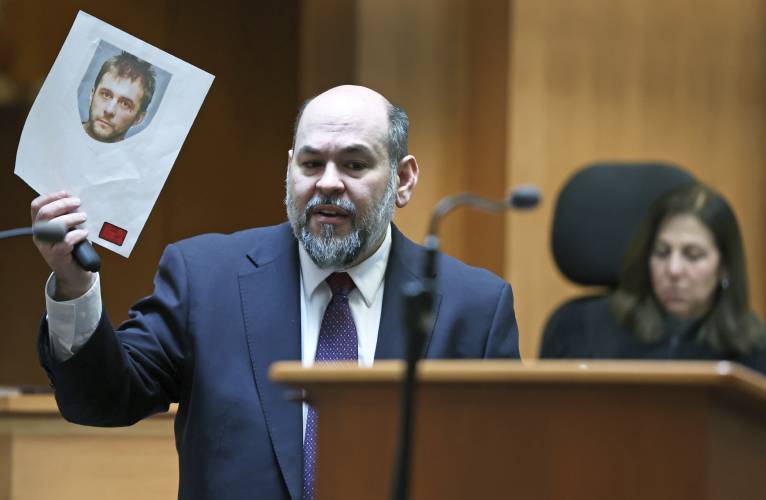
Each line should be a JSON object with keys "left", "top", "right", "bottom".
{"left": 287, "top": 149, "right": 294, "bottom": 171}
{"left": 133, "top": 112, "right": 146, "bottom": 127}
{"left": 395, "top": 155, "right": 419, "bottom": 208}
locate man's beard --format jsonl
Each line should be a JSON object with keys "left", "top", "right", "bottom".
{"left": 86, "top": 113, "right": 122, "bottom": 142}
{"left": 285, "top": 171, "right": 396, "bottom": 269}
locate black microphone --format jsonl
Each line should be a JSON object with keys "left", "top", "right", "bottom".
{"left": 508, "top": 184, "right": 541, "bottom": 210}
{"left": 0, "top": 221, "right": 67, "bottom": 243}
{"left": 391, "top": 184, "right": 541, "bottom": 500}
{"left": 72, "top": 240, "right": 101, "bottom": 272}
{"left": 0, "top": 221, "right": 101, "bottom": 272}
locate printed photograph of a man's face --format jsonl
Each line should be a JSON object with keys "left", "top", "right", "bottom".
{"left": 78, "top": 42, "right": 170, "bottom": 143}
{"left": 84, "top": 52, "right": 155, "bottom": 142}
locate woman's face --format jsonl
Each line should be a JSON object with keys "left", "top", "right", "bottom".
{"left": 649, "top": 214, "right": 722, "bottom": 319}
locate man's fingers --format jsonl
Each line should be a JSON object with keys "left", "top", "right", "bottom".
{"left": 32, "top": 213, "right": 87, "bottom": 248}
{"left": 33, "top": 196, "right": 81, "bottom": 224}
{"left": 62, "top": 228, "right": 89, "bottom": 248}
{"left": 30, "top": 191, "right": 69, "bottom": 220}
{"left": 44, "top": 229, "right": 89, "bottom": 256}
{"left": 30, "top": 193, "right": 94, "bottom": 281}
{"left": 49, "top": 212, "right": 88, "bottom": 231}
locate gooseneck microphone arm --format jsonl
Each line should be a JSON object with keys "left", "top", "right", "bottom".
{"left": 423, "top": 186, "right": 540, "bottom": 279}
{"left": 391, "top": 185, "right": 540, "bottom": 500}
{"left": 428, "top": 193, "right": 511, "bottom": 235}
{"left": 0, "top": 227, "right": 39, "bottom": 240}
{"left": 0, "top": 221, "right": 67, "bottom": 243}
{"left": 0, "top": 221, "right": 101, "bottom": 272}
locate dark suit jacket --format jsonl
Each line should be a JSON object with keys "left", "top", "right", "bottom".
{"left": 38, "top": 223, "right": 519, "bottom": 500}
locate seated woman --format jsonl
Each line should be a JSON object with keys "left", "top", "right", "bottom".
{"left": 540, "top": 183, "right": 766, "bottom": 374}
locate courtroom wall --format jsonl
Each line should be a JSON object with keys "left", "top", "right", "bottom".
{"left": 0, "top": 0, "right": 299, "bottom": 384}
{"left": 507, "top": 0, "right": 766, "bottom": 356}
{"left": 2, "top": 1, "right": 764, "bottom": 384}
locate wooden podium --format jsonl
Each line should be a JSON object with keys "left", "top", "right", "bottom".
{"left": 271, "top": 360, "right": 766, "bottom": 500}
{"left": 0, "top": 393, "right": 177, "bottom": 500}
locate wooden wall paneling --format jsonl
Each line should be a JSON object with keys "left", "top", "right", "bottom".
{"left": 354, "top": 0, "right": 509, "bottom": 276}
{"left": 461, "top": 0, "right": 509, "bottom": 276}
{"left": 299, "top": 0, "right": 358, "bottom": 101}
{"left": 506, "top": 0, "right": 766, "bottom": 358}
{"left": 0, "top": 0, "right": 300, "bottom": 385}
{"left": 356, "top": 0, "right": 470, "bottom": 257}
{"left": 0, "top": 0, "right": 177, "bottom": 385}
{"left": 158, "top": 0, "right": 300, "bottom": 242}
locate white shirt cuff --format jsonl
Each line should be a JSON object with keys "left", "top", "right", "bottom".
{"left": 45, "top": 273, "right": 102, "bottom": 361}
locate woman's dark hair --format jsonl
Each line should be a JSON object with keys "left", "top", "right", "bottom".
{"left": 610, "top": 183, "right": 764, "bottom": 355}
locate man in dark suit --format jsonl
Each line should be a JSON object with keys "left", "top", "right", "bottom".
{"left": 31, "top": 85, "right": 520, "bottom": 500}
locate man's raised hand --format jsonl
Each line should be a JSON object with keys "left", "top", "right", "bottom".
{"left": 31, "top": 191, "right": 95, "bottom": 299}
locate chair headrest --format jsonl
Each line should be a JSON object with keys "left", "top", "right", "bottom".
{"left": 551, "top": 162, "right": 695, "bottom": 287}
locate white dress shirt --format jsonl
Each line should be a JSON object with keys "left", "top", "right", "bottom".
{"left": 298, "top": 224, "right": 390, "bottom": 369}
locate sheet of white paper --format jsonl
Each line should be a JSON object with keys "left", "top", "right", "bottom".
{"left": 15, "top": 11, "right": 214, "bottom": 257}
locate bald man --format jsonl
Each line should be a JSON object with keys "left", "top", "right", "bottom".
{"left": 32, "top": 85, "right": 520, "bottom": 500}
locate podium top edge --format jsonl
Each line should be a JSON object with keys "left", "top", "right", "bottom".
{"left": 269, "top": 359, "right": 766, "bottom": 393}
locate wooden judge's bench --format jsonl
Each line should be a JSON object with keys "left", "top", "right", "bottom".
{"left": 3, "top": 360, "right": 766, "bottom": 499}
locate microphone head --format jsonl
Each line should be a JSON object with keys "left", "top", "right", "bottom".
{"left": 508, "top": 185, "right": 541, "bottom": 210}
{"left": 32, "top": 221, "right": 67, "bottom": 243}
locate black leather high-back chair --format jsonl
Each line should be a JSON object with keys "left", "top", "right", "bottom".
{"left": 540, "top": 162, "right": 696, "bottom": 356}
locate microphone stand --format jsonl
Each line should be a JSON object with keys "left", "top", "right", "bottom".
{"left": 391, "top": 238, "right": 435, "bottom": 500}
{"left": 391, "top": 187, "right": 540, "bottom": 500}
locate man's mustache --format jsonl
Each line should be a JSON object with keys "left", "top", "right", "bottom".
{"left": 304, "top": 196, "right": 357, "bottom": 220}
{"left": 95, "top": 117, "right": 114, "bottom": 128}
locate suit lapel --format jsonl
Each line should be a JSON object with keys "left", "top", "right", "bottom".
{"left": 236, "top": 224, "right": 442, "bottom": 498}
{"left": 375, "top": 226, "right": 442, "bottom": 360}
{"left": 239, "top": 227, "right": 303, "bottom": 500}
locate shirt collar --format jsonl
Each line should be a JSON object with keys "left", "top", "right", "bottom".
{"left": 298, "top": 224, "right": 392, "bottom": 307}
